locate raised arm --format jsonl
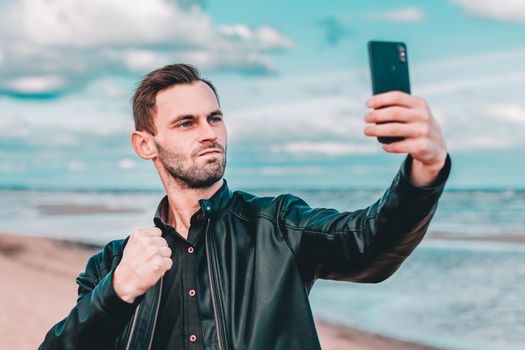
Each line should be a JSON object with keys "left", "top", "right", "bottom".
{"left": 281, "top": 91, "right": 450, "bottom": 289}
{"left": 279, "top": 153, "right": 450, "bottom": 290}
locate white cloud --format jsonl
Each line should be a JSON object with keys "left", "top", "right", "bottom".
{"left": 122, "top": 50, "right": 170, "bottom": 72}
{"left": 0, "top": 0, "right": 292, "bottom": 96}
{"left": 271, "top": 141, "right": 378, "bottom": 157}
{"left": 68, "top": 161, "right": 86, "bottom": 171}
{"left": 99, "top": 82, "right": 127, "bottom": 98}
{"left": 251, "top": 25, "right": 293, "bottom": 50}
{"left": 218, "top": 24, "right": 292, "bottom": 50}
{"left": 3, "top": 47, "right": 525, "bottom": 158}
{"left": 372, "top": 7, "right": 424, "bottom": 23}
{"left": 447, "top": 135, "right": 518, "bottom": 150}
{"left": 118, "top": 158, "right": 136, "bottom": 170}
{"left": 48, "top": 133, "right": 78, "bottom": 146}
{"left": 416, "top": 71, "right": 525, "bottom": 96}
{"left": 451, "top": 0, "right": 525, "bottom": 22}
{"left": 223, "top": 48, "right": 525, "bottom": 154}
{"left": 0, "top": 163, "right": 12, "bottom": 173}
{"left": 0, "top": 114, "right": 31, "bottom": 137}
{"left": 4, "top": 75, "right": 66, "bottom": 94}
{"left": 479, "top": 104, "right": 525, "bottom": 125}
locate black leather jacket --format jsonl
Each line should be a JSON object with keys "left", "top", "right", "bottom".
{"left": 39, "top": 155, "right": 450, "bottom": 350}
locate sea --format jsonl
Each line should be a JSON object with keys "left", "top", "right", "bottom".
{"left": 1, "top": 187, "right": 524, "bottom": 350}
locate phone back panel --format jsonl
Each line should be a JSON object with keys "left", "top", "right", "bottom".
{"left": 368, "top": 41, "right": 411, "bottom": 95}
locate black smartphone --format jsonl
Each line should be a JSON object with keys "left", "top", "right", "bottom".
{"left": 367, "top": 40, "right": 411, "bottom": 144}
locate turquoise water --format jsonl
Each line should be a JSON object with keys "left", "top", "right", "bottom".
{"left": 310, "top": 241, "right": 525, "bottom": 350}
{"left": 0, "top": 188, "right": 524, "bottom": 349}
{"left": 2, "top": 188, "right": 525, "bottom": 241}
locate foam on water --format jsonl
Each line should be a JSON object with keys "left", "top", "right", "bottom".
{"left": 310, "top": 243, "right": 525, "bottom": 350}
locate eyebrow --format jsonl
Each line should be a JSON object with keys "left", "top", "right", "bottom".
{"left": 170, "top": 110, "right": 223, "bottom": 125}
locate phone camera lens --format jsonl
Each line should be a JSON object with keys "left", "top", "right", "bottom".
{"left": 398, "top": 45, "right": 407, "bottom": 63}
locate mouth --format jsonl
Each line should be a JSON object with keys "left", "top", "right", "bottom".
{"left": 198, "top": 149, "right": 222, "bottom": 157}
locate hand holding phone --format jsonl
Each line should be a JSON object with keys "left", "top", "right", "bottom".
{"left": 364, "top": 41, "right": 448, "bottom": 187}
{"left": 367, "top": 40, "right": 411, "bottom": 144}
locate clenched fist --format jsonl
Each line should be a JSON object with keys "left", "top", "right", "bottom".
{"left": 113, "top": 228, "right": 172, "bottom": 303}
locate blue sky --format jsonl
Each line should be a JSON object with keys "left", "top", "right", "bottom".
{"left": 1, "top": 0, "right": 525, "bottom": 190}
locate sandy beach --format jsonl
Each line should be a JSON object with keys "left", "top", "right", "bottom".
{"left": 0, "top": 232, "right": 442, "bottom": 350}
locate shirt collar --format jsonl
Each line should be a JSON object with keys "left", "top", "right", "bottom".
{"left": 153, "top": 178, "right": 233, "bottom": 230}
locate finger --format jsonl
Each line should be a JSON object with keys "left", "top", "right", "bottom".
{"left": 364, "top": 106, "right": 420, "bottom": 124}
{"left": 158, "top": 246, "right": 172, "bottom": 258}
{"left": 381, "top": 138, "right": 423, "bottom": 154}
{"left": 163, "top": 257, "right": 173, "bottom": 271}
{"left": 367, "top": 91, "right": 422, "bottom": 109}
{"left": 143, "top": 228, "right": 162, "bottom": 237}
{"left": 149, "top": 236, "right": 168, "bottom": 247}
{"left": 364, "top": 122, "right": 422, "bottom": 138}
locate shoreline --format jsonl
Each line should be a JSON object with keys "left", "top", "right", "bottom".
{"left": 0, "top": 232, "right": 444, "bottom": 350}
{"left": 427, "top": 231, "right": 525, "bottom": 243}
{"left": 6, "top": 228, "right": 525, "bottom": 247}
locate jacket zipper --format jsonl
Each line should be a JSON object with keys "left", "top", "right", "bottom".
{"left": 205, "top": 217, "right": 225, "bottom": 350}
{"left": 124, "top": 276, "right": 163, "bottom": 350}
{"left": 124, "top": 304, "right": 140, "bottom": 350}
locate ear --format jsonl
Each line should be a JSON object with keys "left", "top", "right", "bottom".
{"left": 131, "top": 130, "right": 157, "bottom": 160}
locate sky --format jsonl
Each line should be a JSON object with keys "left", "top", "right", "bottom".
{"left": 1, "top": 0, "right": 525, "bottom": 190}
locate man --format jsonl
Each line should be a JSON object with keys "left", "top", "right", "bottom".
{"left": 40, "top": 64, "right": 450, "bottom": 349}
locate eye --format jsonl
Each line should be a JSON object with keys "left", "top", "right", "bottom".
{"left": 209, "top": 116, "right": 222, "bottom": 123}
{"left": 178, "top": 121, "right": 193, "bottom": 128}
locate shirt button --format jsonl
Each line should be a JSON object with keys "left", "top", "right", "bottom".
{"left": 189, "top": 334, "right": 197, "bottom": 343}
{"left": 188, "top": 289, "right": 196, "bottom": 297}
{"left": 187, "top": 246, "right": 194, "bottom": 254}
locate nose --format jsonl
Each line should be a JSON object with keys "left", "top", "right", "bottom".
{"left": 198, "top": 119, "right": 218, "bottom": 143}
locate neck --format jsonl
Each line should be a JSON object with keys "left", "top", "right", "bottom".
{"left": 162, "top": 176, "right": 224, "bottom": 239}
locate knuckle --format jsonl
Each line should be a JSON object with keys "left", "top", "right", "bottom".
{"left": 132, "top": 228, "right": 148, "bottom": 238}
{"left": 383, "top": 143, "right": 394, "bottom": 152}
{"left": 392, "top": 91, "right": 404, "bottom": 102}
{"left": 416, "top": 142, "right": 426, "bottom": 154}
{"left": 146, "top": 245, "right": 158, "bottom": 256}
{"left": 153, "top": 257, "right": 164, "bottom": 271}
{"left": 417, "top": 124, "right": 428, "bottom": 137}
{"left": 166, "top": 258, "right": 173, "bottom": 270}
{"left": 423, "top": 124, "right": 431, "bottom": 136}
{"left": 420, "top": 110, "right": 431, "bottom": 122}
{"left": 377, "top": 110, "right": 387, "bottom": 121}
{"left": 385, "top": 125, "right": 394, "bottom": 136}
{"left": 392, "top": 107, "right": 403, "bottom": 119}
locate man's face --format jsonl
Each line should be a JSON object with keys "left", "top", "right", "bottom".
{"left": 152, "top": 81, "right": 227, "bottom": 189}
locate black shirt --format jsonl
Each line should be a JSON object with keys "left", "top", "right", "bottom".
{"left": 150, "top": 196, "right": 218, "bottom": 350}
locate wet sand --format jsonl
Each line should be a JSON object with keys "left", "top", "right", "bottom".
{"left": 0, "top": 232, "right": 442, "bottom": 350}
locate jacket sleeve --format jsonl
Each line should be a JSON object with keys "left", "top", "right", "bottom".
{"left": 279, "top": 154, "right": 451, "bottom": 289}
{"left": 38, "top": 240, "right": 137, "bottom": 350}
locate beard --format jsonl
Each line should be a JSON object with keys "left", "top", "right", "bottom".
{"left": 155, "top": 140, "right": 227, "bottom": 189}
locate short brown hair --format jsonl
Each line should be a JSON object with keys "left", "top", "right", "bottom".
{"left": 132, "top": 64, "right": 220, "bottom": 135}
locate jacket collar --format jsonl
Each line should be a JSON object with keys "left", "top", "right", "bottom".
{"left": 197, "top": 178, "right": 233, "bottom": 219}
{"left": 153, "top": 178, "right": 233, "bottom": 230}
